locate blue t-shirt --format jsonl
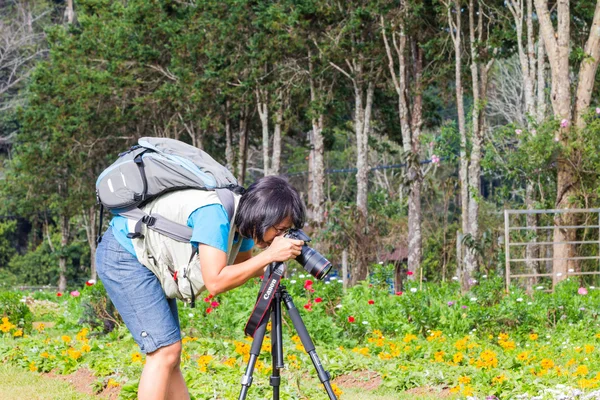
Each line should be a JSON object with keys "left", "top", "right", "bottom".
{"left": 110, "top": 204, "right": 254, "bottom": 256}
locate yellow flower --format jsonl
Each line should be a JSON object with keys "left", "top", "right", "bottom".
{"left": 434, "top": 350, "right": 445, "bottom": 362}
{"left": 453, "top": 352, "right": 464, "bottom": 364}
{"left": 529, "top": 333, "right": 538, "bottom": 341}
{"left": 498, "top": 333, "right": 509, "bottom": 341}
{"left": 449, "top": 386, "right": 460, "bottom": 394}
{"left": 36, "top": 323, "right": 45, "bottom": 332}
{"left": 492, "top": 374, "right": 507, "bottom": 385}
{"left": 181, "top": 336, "right": 197, "bottom": 344}
{"left": 76, "top": 328, "right": 89, "bottom": 342}
{"left": 462, "top": 385, "right": 474, "bottom": 396}
{"left": 352, "top": 347, "right": 369, "bottom": 356}
{"left": 131, "top": 352, "right": 143, "bottom": 363}
{"left": 403, "top": 333, "right": 418, "bottom": 343}
{"left": 458, "top": 375, "right": 471, "bottom": 385}
{"left": 40, "top": 351, "right": 50, "bottom": 358}
{"left": 261, "top": 342, "right": 272, "bottom": 352}
{"left": 517, "top": 351, "right": 530, "bottom": 362}
{"left": 224, "top": 358, "right": 237, "bottom": 367}
{"left": 107, "top": 379, "right": 120, "bottom": 388}
{"left": 574, "top": 365, "right": 589, "bottom": 376}
{"left": 595, "top": 333, "right": 600, "bottom": 339}
{"left": 427, "top": 330, "right": 443, "bottom": 342}
{"left": 81, "top": 344, "right": 91, "bottom": 353}
{"left": 331, "top": 383, "right": 343, "bottom": 397}
{"left": 67, "top": 348, "right": 81, "bottom": 360}
{"left": 566, "top": 358, "right": 577, "bottom": 367}
{"left": 61, "top": 335, "right": 72, "bottom": 344}
{"left": 0, "top": 317, "right": 16, "bottom": 333}
{"left": 585, "top": 344, "right": 595, "bottom": 354}
{"left": 29, "top": 362, "right": 37, "bottom": 372}
{"left": 13, "top": 329, "right": 23, "bottom": 337}
{"left": 455, "top": 336, "right": 469, "bottom": 350}
{"left": 540, "top": 359, "right": 554, "bottom": 369}
{"left": 499, "top": 340, "right": 516, "bottom": 350}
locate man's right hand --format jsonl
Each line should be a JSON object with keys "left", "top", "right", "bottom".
{"left": 265, "top": 236, "right": 304, "bottom": 263}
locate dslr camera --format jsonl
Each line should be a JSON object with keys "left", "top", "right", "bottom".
{"left": 284, "top": 228, "right": 332, "bottom": 280}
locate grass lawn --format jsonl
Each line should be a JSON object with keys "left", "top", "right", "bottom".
{"left": 0, "top": 363, "right": 92, "bottom": 400}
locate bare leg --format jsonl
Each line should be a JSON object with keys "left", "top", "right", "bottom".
{"left": 167, "top": 365, "right": 190, "bottom": 400}
{"left": 138, "top": 341, "right": 189, "bottom": 400}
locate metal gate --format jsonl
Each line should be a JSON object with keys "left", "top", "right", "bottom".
{"left": 504, "top": 208, "right": 600, "bottom": 292}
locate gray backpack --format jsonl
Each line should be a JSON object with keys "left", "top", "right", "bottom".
{"left": 96, "top": 137, "right": 243, "bottom": 243}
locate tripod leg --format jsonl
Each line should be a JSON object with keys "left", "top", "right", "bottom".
{"left": 269, "top": 295, "right": 283, "bottom": 400}
{"left": 281, "top": 291, "right": 338, "bottom": 400}
{"left": 238, "top": 317, "right": 269, "bottom": 400}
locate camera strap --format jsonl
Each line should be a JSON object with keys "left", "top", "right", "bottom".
{"left": 244, "top": 263, "right": 285, "bottom": 337}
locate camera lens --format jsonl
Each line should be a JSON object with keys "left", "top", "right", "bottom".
{"left": 297, "top": 246, "right": 332, "bottom": 280}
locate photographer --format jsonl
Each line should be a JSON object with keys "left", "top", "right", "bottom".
{"left": 96, "top": 175, "right": 305, "bottom": 400}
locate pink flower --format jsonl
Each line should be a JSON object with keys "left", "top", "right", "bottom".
{"left": 210, "top": 301, "right": 220, "bottom": 308}
{"left": 431, "top": 155, "right": 440, "bottom": 164}
{"left": 315, "top": 297, "right": 323, "bottom": 303}
{"left": 368, "top": 299, "right": 375, "bottom": 305}
{"left": 554, "top": 136, "right": 560, "bottom": 142}
{"left": 531, "top": 129, "right": 537, "bottom": 135}
{"left": 407, "top": 271, "right": 414, "bottom": 276}
{"left": 395, "top": 291, "right": 403, "bottom": 296}
{"left": 56, "top": 292, "right": 63, "bottom": 297}
{"left": 348, "top": 316, "right": 355, "bottom": 323}
{"left": 596, "top": 107, "right": 600, "bottom": 114}
{"left": 515, "top": 129, "right": 522, "bottom": 135}
{"left": 70, "top": 290, "right": 80, "bottom": 297}
{"left": 578, "top": 287, "right": 588, "bottom": 295}
{"left": 206, "top": 307, "right": 213, "bottom": 314}
{"left": 204, "top": 297, "right": 211, "bottom": 303}
{"left": 85, "top": 280, "right": 95, "bottom": 286}
{"left": 304, "top": 280, "right": 313, "bottom": 288}
{"left": 560, "top": 119, "right": 569, "bottom": 128}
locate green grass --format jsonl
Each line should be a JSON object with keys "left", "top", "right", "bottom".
{"left": 0, "top": 363, "right": 93, "bottom": 400}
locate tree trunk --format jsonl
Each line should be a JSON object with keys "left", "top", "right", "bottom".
{"left": 82, "top": 206, "right": 98, "bottom": 281}
{"left": 65, "top": 0, "right": 74, "bottom": 24}
{"left": 256, "top": 88, "right": 270, "bottom": 176}
{"left": 309, "top": 53, "right": 326, "bottom": 225}
{"left": 237, "top": 106, "right": 249, "bottom": 185}
{"left": 525, "top": 181, "right": 539, "bottom": 292}
{"left": 224, "top": 103, "right": 235, "bottom": 172}
{"left": 271, "top": 102, "right": 283, "bottom": 175}
{"left": 354, "top": 77, "right": 374, "bottom": 218}
{"left": 58, "top": 214, "right": 70, "bottom": 293}
{"left": 534, "top": 0, "right": 596, "bottom": 285}
{"left": 536, "top": 37, "right": 546, "bottom": 123}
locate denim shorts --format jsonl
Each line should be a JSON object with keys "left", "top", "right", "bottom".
{"left": 96, "top": 227, "right": 181, "bottom": 354}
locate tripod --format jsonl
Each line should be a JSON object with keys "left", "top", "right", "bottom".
{"left": 238, "top": 263, "right": 338, "bottom": 400}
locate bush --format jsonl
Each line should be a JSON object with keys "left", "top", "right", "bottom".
{"left": 0, "top": 291, "right": 33, "bottom": 333}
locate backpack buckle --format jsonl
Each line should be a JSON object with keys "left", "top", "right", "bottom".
{"left": 126, "top": 232, "right": 144, "bottom": 239}
{"left": 142, "top": 215, "right": 156, "bottom": 227}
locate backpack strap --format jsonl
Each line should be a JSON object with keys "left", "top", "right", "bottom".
{"left": 215, "top": 188, "right": 235, "bottom": 222}
{"left": 121, "top": 208, "right": 193, "bottom": 243}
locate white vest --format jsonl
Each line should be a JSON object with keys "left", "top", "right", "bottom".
{"left": 128, "top": 189, "right": 244, "bottom": 302}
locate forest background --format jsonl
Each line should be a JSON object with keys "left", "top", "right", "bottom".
{"left": 2, "top": 0, "right": 600, "bottom": 294}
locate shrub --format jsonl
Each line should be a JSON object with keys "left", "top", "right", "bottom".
{"left": 0, "top": 291, "right": 33, "bottom": 333}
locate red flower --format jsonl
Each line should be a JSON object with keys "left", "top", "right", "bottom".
{"left": 303, "top": 302, "right": 313, "bottom": 311}
{"left": 56, "top": 292, "right": 63, "bottom": 297}
{"left": 208, "top": 294, "right": 214, "bottom": 299}
{"left": 315, "top": 297, "right": 323, "bottom": 303}
{"left": 369, "top": 284, "right": 373, "bottom": 287}
{"left": 407, "top": 271, "right": 414, "bottom": 276}
{"left": 348, "top": 316, "right": 355, "bottom": 323}
{"left": 206, "top": 307, "right": 213, "bottom": 314}
{"left": 85, "top": 279, "right": 96, "bottom": 286}
{"left": 204, "top": 297, "right": 210, "bottom": 303}
{"left": 304, "top": 280, "right": 313, "bottom": 288}
{"left": 396, "top": 291, "right": 403, "bottom": 296}
{"left": 368, "top": 299, "right": 375, "bottom": 305}
{"left": 210, "top": 301, "right": 220, "bottom": 308}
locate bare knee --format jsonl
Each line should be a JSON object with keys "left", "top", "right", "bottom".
{"left": 147, "top": 341, "right": 182, "bottom": 370}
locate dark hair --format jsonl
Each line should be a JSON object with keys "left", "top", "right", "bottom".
{"left": 235, "top": 176, "right": 305, "bottom": 242}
